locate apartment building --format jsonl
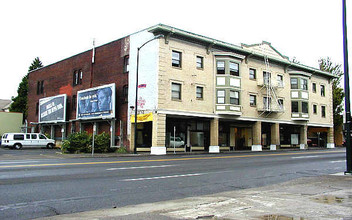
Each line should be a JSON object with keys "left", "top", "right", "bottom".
{"left": 27, "top": 24, "right": 335, "bottom": 153}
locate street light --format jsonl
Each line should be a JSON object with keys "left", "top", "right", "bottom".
{"left": 134, "top": 34, "right": 164, "bottom": 154}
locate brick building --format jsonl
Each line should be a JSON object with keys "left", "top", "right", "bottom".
{"left": 27, "top": 24, "right": 337, "bottom": 153}
{"left": 28, "top": 37, "right": 130, "bottom": 147}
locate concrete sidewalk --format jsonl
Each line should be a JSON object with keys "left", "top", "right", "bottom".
{"left": 40, "top": 174, "right": 352, "bottom": 220}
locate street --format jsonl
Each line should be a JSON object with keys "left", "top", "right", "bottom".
{"left": 0, "top": 148, "right": 347, "bottom": 219}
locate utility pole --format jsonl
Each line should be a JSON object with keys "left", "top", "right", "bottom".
{"left": 343, "top": 0, "right": 351, "bottom": 174}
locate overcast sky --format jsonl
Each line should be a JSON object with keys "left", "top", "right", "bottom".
{"left": 0, "top": 0, "right": 351, "bottom": 100}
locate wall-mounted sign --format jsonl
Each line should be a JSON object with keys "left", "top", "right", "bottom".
{"left": 76, "top": 83, "right": 116, "bottom": 120}
{"left": 39, "top": 94, "right": 67, "bottom": 123}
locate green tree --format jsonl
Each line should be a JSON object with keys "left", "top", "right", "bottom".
{"left": 10, "top": 57, "right": 43, "bottom": 122}
{"left": 318, "top": 57, "right": 345, "bottom": 127}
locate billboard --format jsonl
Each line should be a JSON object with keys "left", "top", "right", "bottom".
{"left": 39, "top": 94, "right": 67, "bottom": 123}
{"left": 77, "top": 83, "right": 116, "bottom": 120}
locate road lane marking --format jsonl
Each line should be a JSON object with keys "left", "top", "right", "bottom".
{"left": 121, "top": 173, "right": 207, "bottom": 181}
{"left": 291, "top": 156, "right": 320, "bottom": 159}
{"left": 0, "top": 160, "right": 40, "bottom": 164}
{"left": 329, "top": 160, "right": 346, "bottom": 163}
{"left": 106, "top": 165, "right": 175, "bottom": 171}
{"left": 0, "top": 150, "right": 345, "bottom": 169}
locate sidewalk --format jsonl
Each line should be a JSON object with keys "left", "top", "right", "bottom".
{"left": 0, "top": 146, "right": 345, "bottom": 160}
{"left": 40, "top": 174, "right": 352, "bottom": 220}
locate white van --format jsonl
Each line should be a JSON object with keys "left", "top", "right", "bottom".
{"left": 1, "top": 133, "right": 55, "bottom": 149}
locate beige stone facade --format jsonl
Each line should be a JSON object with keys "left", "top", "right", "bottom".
{"left": 131, "top": 24, "right": 336, "bottom": 153}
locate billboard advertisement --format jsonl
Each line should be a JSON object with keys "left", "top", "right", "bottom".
{"left": 39, "top": 94, "right": 67, "bottom": 123}
{"left": 76, "top": 83, "right": 116, "bottom": 120}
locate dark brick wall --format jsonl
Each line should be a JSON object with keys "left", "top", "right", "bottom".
{"left": 28, "top": 37, "right": 130, "bottom": 147}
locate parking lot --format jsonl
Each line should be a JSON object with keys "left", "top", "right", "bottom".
{"left": 0, "top": 146, "right": 62, "bottom": 160}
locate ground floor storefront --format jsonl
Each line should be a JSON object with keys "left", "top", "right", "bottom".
{"left": 31, "top": 119, "right": 125, "bottom": 148}
{"left": 130, "top": 113, "right": 335, "bottom": 154}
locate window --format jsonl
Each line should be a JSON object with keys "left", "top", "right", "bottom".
{"left": 171, "top": 83, "right": 181, "bottom": 100}
{"left": 313, "top": 104, "right": 317, "bottom": 114}
{"left": 39, "top": 134, "right": 46, "bottom": 139}
{"left": 291, "top": 78, "right": 298, "bottom": 89}
{"left": 230, "top": 91, "right": 239, "bottom": 105}
{"left": 229, "top": 62, "right": 239, "bottom": 76}
{"left": 26, "top": 134, "right": 30, "bottom": 139}
{"left": 37, "top": 80, "right": 44, "bottom": 94}
{"left": 321, "top": 106, "right": 326, "bottom": 118}
{"left": 196, "top": 86, "right": 203, "bottom": 99}
{"left": 35, "top": 102, "right": 39, "bottom": 115}
{"left": 249, "top": 68, "right": 256, "bottom": 80}
{"left": 302, "top": 102, "right": 308, "bottom": 113}
{"left": 123, "top": 85, "right": 128, "bottom": 102}
{"left": 277, "top": 75, "right": 284, "bottom": 87}
{"left": 263, "top": 97, "right": 271, "bottom": 109}
{"left": 263, "top": 71, "right": 271, "bottom": 85}
{"left": 14, "top": 134, "right": 24, "bottom": 140}
{"left": 72, "top": 95, "right": 77, "bottom": 110}
{"left": 123, "top": 55, "right": 129, "bottom": 73}
{"left": 278, "top": 99, "right": 284, "bottom": 110}
{"left": 292, "top": 101, "right": 299, "bottom": 113}
{"left": 250, "top": 95, "right": 256, "bottom": 107}
{"left": 321, "top": 85, "right": 325, "bottom": 96}
{"left": 217, "top": 90, "right": 225, "bottom": 104}
{"left": 31, "top": 134, "right": 37, "bottom": 139}
{"left": 73, "top": 70, "right": 83, "bottom": 86}
{"left": 172, "top": 51, "right": 181, "bottom": 68}
{"left": 217, "top": 61, "right": 225, "bottom": 74}
{"left": 312, "top": 83, "right": 317, "bottom": 93}
{"left": 196, "top": 56, "right": 203, "bottom": 69}
{"left": 301, "top": 78, "right": 308, "bottom": 90}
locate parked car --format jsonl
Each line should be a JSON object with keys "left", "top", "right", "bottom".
{"left": 1, "top": 133, "right": 55, "bottom": 149}
{"left": 170, "top": 137, "right": 185, "bottom": 148}
{"left": 307, "top": 137, "right": 325, "bottom": 147}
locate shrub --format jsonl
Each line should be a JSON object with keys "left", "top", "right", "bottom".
{"left": 93, "top": 132, "right": 111, "bottom": 153}
{"left": 62, "top": 132, "right": 91, "bottom": 153}
{"left": 116, "top": 147, "right": 128, "bottom": 154}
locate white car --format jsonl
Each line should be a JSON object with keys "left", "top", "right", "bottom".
{"left": 1, "top": 133, "right": 55, "bottom": 150}
{"left": 170, "top": 137, "right": 185, "bottom": 148}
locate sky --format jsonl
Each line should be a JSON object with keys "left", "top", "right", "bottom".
{"left": 0, "top": 0, "right": 351, "bottom": 101}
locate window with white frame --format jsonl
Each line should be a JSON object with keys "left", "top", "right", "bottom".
{"left": 292, "top": 101, "right": 299, "bottom": 113}
{"left": 230, "top": 90, "right": 239, "bottom": 105}
{"left": 301, "top": 78, "right": 308, "bottom": 90}
{"left": 321, "top": 85, "right": 325, "bottom": 96}
{"left": 263, "top": 71, "right": 271, "bottom": 85}
{"left": 321, "top": 105, "right": 326, "bottom": 117}
{"left": 172, "top": 51, "right": 182, "bottom": 68}
{"left": 312, "top": 83, "right": 317, "bottom": 93}
{"left": 217, "top": 90, "right": 225, "bottom": 104}
{"left": 217, "top": 61, "right": 225, "bottom": 74}
{"left": 196, "top": 86, "right": 203, "bottom": 99}
{"left": 196, "top": 56, "right": 203, "bottom": 69}
{"left": 278, "top": 99, "right": 284, "bottom": 110}
{"left": 263, "top": 97, "right": 271, "bottom": 110}
{"left": 249, "top": 68, "right": 256, "bottom": 80}
{"left": 277, "top": 75, "right": 283, "bottom": 87}
{"left": 171, "top": 83, "right": 181, "bottom": 100}
{"left": 229, "top": 62, "right": 239, "bottom": 76}
{"left": 291, "top": 78, "right": 298, "bottom": 89}
{"left": 313, "top": 104, "right": 317, "bottom": 114}
{"left": 302, "top": 101, "right": 308, "bottom": 113}
{"left": 250, "top": 95, "right": 256, "bottom": 107}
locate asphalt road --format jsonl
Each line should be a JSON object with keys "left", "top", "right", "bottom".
{"left": 0, "top": 148, "right": 347, "bottom": 219}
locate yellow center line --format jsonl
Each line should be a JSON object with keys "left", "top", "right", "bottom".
{"left": 0, "top": 150, "right": 344, "bottom": 169}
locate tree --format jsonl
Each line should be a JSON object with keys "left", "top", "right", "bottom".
{"left": 10, "top": 57, "right": 43, "bottom": 122}
{"left": 318, "top": 57, "right": 345, "bottom": 128}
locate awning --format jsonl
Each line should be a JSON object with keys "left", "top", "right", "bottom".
{"left": 131, "top": 113, "right": 153, "bottom": 123}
